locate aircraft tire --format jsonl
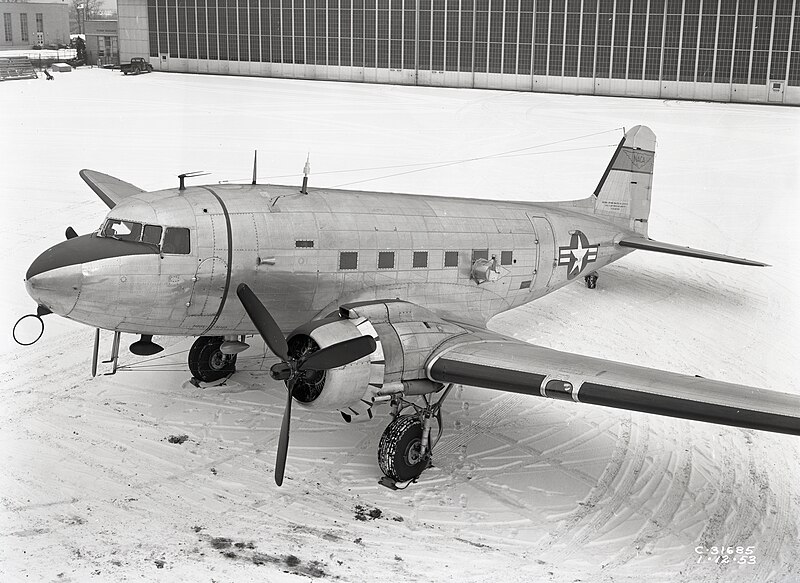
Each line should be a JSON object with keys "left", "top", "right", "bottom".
{"left": 188, "top": 336, "right": 237, "bottom": 382}
{"left": 378, "top": 415, "right": 427, "bottom": 482}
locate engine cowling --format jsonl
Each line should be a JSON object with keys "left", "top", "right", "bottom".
{"left": 285, "top": 301, "right": 467, "bottom": 422}
{"left": 287, "top": 316, "right": 383, "bottom": 417}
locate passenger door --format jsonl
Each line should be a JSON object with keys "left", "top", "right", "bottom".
{"left": 527, "top": 214, "right": 556, "bottom": 291}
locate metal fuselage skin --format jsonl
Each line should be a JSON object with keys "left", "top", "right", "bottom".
{"left": 26, "top": 184, "right": 635, "bottom": 336}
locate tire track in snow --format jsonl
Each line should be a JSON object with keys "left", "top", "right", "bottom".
{"left": 742, "top": 438, "right": 794, "bottom": 583}
{"left": 542, "top": 415, "right": 651, "bottom": 555}
{"left": 602, "top": 422, "right": 693, "bottom": 568}
{"left": 537, "top": 416, "right": 632, "bottom": 547}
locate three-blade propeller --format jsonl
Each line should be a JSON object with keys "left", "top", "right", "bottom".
{"left": 236, "top": 283, "right": 376, "bottom": 486}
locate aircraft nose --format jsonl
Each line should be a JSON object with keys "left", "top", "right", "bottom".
{"left": 24, "top": 233, "right": 161, "bottom": 318}
{"left": 25, "top": 237, "right": 87, "bottom": 316}
{"left": 24, "top": 263, "right": 83, "bottom": 316}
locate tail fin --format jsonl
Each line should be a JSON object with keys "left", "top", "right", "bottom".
{"left": 593, "top": 125, "right": 656, "bottom": 236}
{"left": 595, "top": 126, "right": 767, "bottom": 267}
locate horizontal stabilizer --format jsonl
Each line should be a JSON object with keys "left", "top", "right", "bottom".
{"left": 618, "top": 236, "right": 768, "bottom": 267}
{"left": 80, "top": 169, "right": 144, "bottom": 209}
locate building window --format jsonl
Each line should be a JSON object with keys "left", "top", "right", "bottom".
{"left": 339, "top": 251, "right": 358, "bottom": 270}
{"left": 3, "top": 14, "right": 12, "bottom": 42}
{"left": 444, "top": 251, "right": 459, "bottom": 267}
{"left": 412, "top": 251, "right": 428, "bottom": 268}
{"left": 163, "top": 227, "right": 191, "bottom": 254}
{"left": 501, "top": 250, "right": 513, "bottom": 265}
{"left": 378, "top": 251, "right": 395, "bottom": 269}
{"left": 35, "top": 13, "right": 43, "bottom": 33}
{"left": 20, "top": 13, "right": 28, "bottom": 43}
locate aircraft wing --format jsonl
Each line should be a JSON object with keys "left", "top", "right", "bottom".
{"left": 79, "top": 169, "right": 144, "bottom": 209}
{"left": 618, "top": 236, "right": 769, "bottom": 267}
{"left": 425, "top": 327, "right": 800, "bottom": 436}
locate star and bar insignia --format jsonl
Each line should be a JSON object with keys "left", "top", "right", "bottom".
{"left": 558, "top": 230, "right": 599, "bottom": 279}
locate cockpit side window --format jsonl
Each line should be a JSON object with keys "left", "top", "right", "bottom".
{"left": 163, "top": 227, "right": 191, "bottom": 254}
{"left": 142, "top": 224, "right": 163, "bottom": 246}
{"left": 102, "top": 219, "right": 143, "bottom": 241}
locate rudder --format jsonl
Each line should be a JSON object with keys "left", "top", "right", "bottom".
{"left": 593, "top": 125, "right": 656, "bottom": 236}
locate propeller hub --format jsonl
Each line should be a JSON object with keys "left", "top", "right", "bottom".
{"left": 270, "top": 361, "right": 292, "bottom": 381}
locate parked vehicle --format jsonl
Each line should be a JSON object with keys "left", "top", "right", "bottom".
{"left": 120, "top": 57, "right": 153, "bottom": 75}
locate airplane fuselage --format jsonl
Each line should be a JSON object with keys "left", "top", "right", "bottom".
{"left": 26, "top": 184, "right": 635, "bottom": 337}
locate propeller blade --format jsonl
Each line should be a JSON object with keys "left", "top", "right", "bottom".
{"left": 275, "top": 381, "right": 294, "bottom": 486}
{"left": 298, "top": 335, "right": 377, "bottom": 372}
{"left": 236, "top": 283, "right": 289, "bottom": 362}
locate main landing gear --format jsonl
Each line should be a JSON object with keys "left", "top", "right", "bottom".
{"left": 378, "top": 384, "right": 453, "bottom": 488}
{"left": 584, "top": 272, "right": 599, "bottom": 289}
{"left": 188, "top": 336, "right": 237, "bottom": 383}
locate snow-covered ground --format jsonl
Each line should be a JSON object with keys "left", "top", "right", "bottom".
{"left": 1, "top": 69, "right": 799, "bottom": 583}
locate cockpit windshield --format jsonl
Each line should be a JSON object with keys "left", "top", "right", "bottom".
{"left": 98, "top": 218, "right": 191, "bottom": 254}
{"left": 102, "top": 218, "right": 142, "bottom": 241}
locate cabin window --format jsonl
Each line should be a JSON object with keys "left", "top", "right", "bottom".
{"left": 472, "top": 249, "right": 489, "bottom": 262}
{"left": 378, "top": 251, "right": 395, "bottom": 269}
{"left": 163, "top": 227, "right": 191, "bottom": 254}
{"left": 520, "top": 280, "right": 531, "bottom": 289}
{"left": 339, "top": 251, "right": 358, "bottom": 270}
{"left": 103, "top": 218, "right": 142, "bottom": 241}
{"left": 412, "top": 251, "right": 428, "bottom": 268}
{"left": 501, "top": 251, "right": 513, "bottom": 265}
{"left": 444, "top": 251, "right": 459, "bottom": 267}
{"left": 142, "top": 224, "right": 163, "bottom": 246}
{"left": 295, "top": 240, "right": 314, "bottom": 248}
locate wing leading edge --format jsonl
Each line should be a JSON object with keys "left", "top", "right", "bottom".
{"left": 426, "top": 330, "right": 800, "bottom": 436}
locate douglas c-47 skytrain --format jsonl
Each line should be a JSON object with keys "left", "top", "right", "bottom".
{"left": 18, "top": 126, "right": 800, "bottom": 488}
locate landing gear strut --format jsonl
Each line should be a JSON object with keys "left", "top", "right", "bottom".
{"left": 584, "top": 272, "right": 599, "bottom": 289}
{"left": 378, "top": 384, "right": 453, "bottom": 487}
{"left": 188, "top": 336, "right": 237, "bottom": 383}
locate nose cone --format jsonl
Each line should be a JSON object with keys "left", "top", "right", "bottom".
{"left": 25, "top": 263, "right": 82, "bottom": 316}
{"left": 25, "top": 236, "right": 92, "bottom": 316}
{"left": 24, "top": 233, "right": 161, "bottom": 319}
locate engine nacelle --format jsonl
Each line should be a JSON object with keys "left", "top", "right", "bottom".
{"left": 287, "top": 316, "right": 383, "bottom": 417}
{"left": 285, "top": 300, "right": 467, "bottom": 423}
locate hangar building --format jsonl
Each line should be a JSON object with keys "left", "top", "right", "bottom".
{"left": 117, "top": 0, "right": 800, "bottom": 105}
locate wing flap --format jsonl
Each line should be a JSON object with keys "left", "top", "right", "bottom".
{"left": 80, "top": 169, "right": 145, "bottom": 209}
{"left": 618, "top": 236, "right": 768, "bottom": 267}
{"left": 426, "top": 335, "right": 800, "bottom": 436}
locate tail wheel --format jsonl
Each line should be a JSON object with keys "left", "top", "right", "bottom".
{"left": 188, "top": 336, "right": 237, "bottom": 382}
{"left": 378, "top": 415, "right": 428, "bottom": 482}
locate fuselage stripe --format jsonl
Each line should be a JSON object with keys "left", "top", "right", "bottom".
{"left": 198, "top": 186, "right": 234, "bottom": 336}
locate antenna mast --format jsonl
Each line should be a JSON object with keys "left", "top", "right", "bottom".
{"left": 301, "top": 154, "right": 310, "bottom": 194}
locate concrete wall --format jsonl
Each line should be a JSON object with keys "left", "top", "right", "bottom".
{"left": 0, "top": 2, "right": 69, "bottom": 50}
{"left": 142, "top": 57, "right": 799, "bottom": 107}
{"left": 117, "top": 0, "right": 148, "bottom": 64}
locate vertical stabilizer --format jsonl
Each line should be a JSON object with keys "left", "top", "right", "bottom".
{"left": 593, "top": 125, "right": 656, "bottom": 236}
